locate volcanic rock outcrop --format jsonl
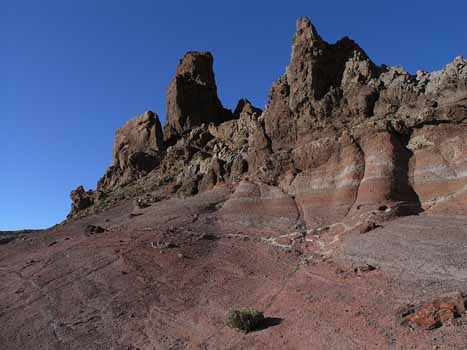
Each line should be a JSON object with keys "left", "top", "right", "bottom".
{"left": 69, "top": 185, "right": 95, "bottom": 218}
{"left": 164, "top": 51, "right": 233, "bottom": 145}
{"left": 98, "top": 110, "right": 164, "bottom": 190}
{"left": 69, "top": 17, "right": 467, "bottom": 228}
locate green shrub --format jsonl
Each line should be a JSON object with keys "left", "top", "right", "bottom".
{"left": 226, "top": 308, "right": 265, "bottom": 333}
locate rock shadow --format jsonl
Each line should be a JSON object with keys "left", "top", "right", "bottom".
{"left": 256, "top": 317, "right": 283, "bottom": 331}
{"left": 390, "top": 132, "right": 423, "bottom": 216}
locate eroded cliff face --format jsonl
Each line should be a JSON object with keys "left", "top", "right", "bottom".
{"left": 69, "top": 17, "right": 467, "bottom": 227}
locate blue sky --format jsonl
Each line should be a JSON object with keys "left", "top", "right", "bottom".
{"left": 2, "top": 0, "right": 466, "bottom": 230}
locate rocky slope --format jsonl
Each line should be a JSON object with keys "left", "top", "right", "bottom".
{"left": 1, "top": 17, "right": 466, "bottom": 350}
{"left": 2, "top": 187, "right": 467, "bottom": 349}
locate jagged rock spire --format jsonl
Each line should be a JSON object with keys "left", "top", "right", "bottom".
{"left": 286, "top": 16, "right": 375, "bottom": 106}
{"left": 164, "top": 51, "right": 233, "bottom": 145}
{"left": 293, "top": 17, "right": 322, "bottom": 46}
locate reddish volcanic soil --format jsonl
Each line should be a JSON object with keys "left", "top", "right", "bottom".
{"left": 1, "top": 187, "right": 466, "bottom": 349}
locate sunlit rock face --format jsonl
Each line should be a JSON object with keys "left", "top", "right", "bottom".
{"left": 97, "top": 111, "right": 164, "bottom": 190}
{"left": 408, "top": 124, "right": 467, "bottom": 215}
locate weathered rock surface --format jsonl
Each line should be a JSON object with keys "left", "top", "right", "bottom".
{"left": 219, "top": 180, "right": 300, "bottom": 234}
{"left": 69, "top": 185, "right": 95, "bottom": 218}
{"left": 98, "top": 111, "right": 164, "bottom": 191}
{"left": 112, "top": 111, "right": 164, "bottom": 169}
{"left": 69, "top": 17, "right": 466, "bottom": 229}
{"left": 164, "top": 51, "right": 233, "bottom": 144}
{"left": 409, "top": 123, "right": 467, "bottom": 215}
{"left": 399, "top": 291, "right": 467, "bottom": 330}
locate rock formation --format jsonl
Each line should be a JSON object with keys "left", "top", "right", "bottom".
{"left": 164, "top": 51, "right": 233, "bottom": 145}
{"left": 68, "top": 185, "right": 95, "bottom": 218}
{"left": 398, "top": 291, "right": 467, "bottom": 330}
{"left": 69, "top": 17, "right": 466, "bottom": 227}
{"left": 4, "top": 18, "right": 467, "bottom": 350}
{"left": 97, "top": 110, "right": 164, "bottom": 190}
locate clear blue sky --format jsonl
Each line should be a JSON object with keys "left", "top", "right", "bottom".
{"left": 2, "top": 0, "right": 466, "bottom": 230}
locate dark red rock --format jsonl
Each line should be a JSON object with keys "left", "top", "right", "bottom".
{"left": 399, "top": 292, "right": 466, "bottom": 330}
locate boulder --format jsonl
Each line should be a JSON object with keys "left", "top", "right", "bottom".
{"left": 398, "top": 292, "right": 467, "bottom": 330}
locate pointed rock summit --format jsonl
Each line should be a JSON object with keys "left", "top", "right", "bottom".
{"left": 286, "top": 16, "right": 374, "bottom": 104}
{"left": 164, "top": 51, "right": 233, "bottom": 144}
{"left": 294, "top": 16, "right": 321, "bottom": 41}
